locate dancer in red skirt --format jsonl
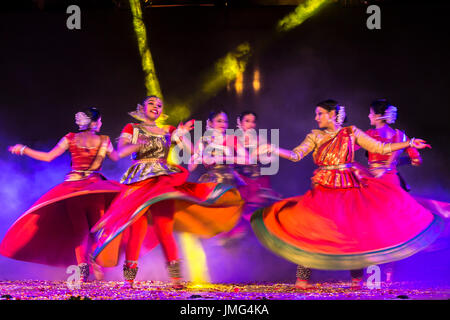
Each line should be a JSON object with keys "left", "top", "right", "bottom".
{"left": 0, "top": 107, "right": 123, "bottom": 282}
{"left": 366, "top": 98, "right": 449, "bottom": 284}
{"left": 91, "top": 97, "right": 243, "bottom": 289}
{"left": 252, "top": 99, "right": 444, "bottom": 289}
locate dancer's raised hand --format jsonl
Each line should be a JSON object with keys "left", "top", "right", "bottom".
{"left": 409, "top": 138, "right": 431, "bottom": 149}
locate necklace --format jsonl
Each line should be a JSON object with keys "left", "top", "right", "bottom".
{"left": 324, "top": 126, "right": 342, "bottom": 134}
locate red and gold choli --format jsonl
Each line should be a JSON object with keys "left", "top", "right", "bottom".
{"left": 290, "top": 126, "right": 393, "bottom": 188}
{"left": 365, "top": 128, "right": 421, "bottom": 176}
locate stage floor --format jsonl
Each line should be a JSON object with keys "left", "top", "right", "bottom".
{"left": 0, "top": 280, "right": 449, "bottom": 300}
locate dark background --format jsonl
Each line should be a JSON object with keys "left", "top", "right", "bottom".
{"left": 0, "top": 1, "right": 448, "bottom": 284}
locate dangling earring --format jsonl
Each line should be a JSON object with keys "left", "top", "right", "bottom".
{"left": 206, "top": 119, "right": 212, "bottom": 131}
{"left": 236, "top": 117, "right": 243, "bottom": 130}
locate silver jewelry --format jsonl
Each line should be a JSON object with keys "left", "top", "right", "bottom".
{"left": 19, "top": 145, "right": 27, "bottom": 155}
{"left": 409, "top": 138, "right": 415, "bottom": 148}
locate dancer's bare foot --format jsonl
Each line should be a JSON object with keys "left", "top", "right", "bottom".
{"left": 295, "top": 279, "right": 314, "bottom": 289}
{"left": 122, "top": 280, "right": 135, "bottom": 289}
{"left": 170, "top": 278, "right": 184, "bottom": 290}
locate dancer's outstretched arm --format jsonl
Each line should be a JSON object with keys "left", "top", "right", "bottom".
{"left": 172, "top": 119, "right": 195, "bottom": 156}
{"left": 8, "top": 137, "right": 68, "bottom": 162}
{"left": 354, "top": 127, "right": 431, "bottom": 154}
{"left": 258, "top": 132, "right": 316, "bottom": 162}
{"left": 105, "top": 138, "right": 120, "bottom": 162}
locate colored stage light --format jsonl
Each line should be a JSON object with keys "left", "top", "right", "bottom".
{"left": 201, "top": 42, "right": 251, "bottom": 97}
{"left": 253, "top": 68, "right": 261, "bottom": 93}
{"left": 179, "top": 233, "right": 211, "bottom": 284}
{"left": 277, "top": 0, "right": 330, "bottom": 32}
{"left": 129, "top": 0, "right": 163, "bottom": 98}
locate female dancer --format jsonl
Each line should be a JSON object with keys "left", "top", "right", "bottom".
{"left": 189, "top": 110, "right": 246, "bottom": 187}
{"left": 253, "top": 99, "right": 444, "bottom": 289}
{"left": 188, "top": 110, "right": 247, "bottom": 243}
{"left": 91, "top": 97, "right": 243, "bottom": 288}
{"left": 366, "top": 99, "right": 420, "bottom": 284}
{"left": 233, "top": 111, "right": 282, "bottom": 235}
{"left": 366, "top": 98, "right": 450, "bottom": 283}
{"left": 0, "top": 107, "right": 123, "bottom": 282}
{"left": 366, "top": 99, "right": 421, "bottom": 188}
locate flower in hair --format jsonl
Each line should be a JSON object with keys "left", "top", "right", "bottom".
{"left": 75, "top": 112, "right": 91, "bottom": 130}
{"left": 383, "top": 105, "right": 397, "bottom": 124}
{"left": 336, "top": 106, "right": 346, "bottom": 125}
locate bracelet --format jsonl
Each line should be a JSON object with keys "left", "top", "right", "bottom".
{"left": 387, "top": 143, "right": 392, "bottom": 154}
{"left": 19, "top": 145, "right": 27, "bottom": 155}
{"left": 289, "top": 151, "right": 299, "bottom": 161}
{"left": 409, "top": 138, "right": 415, "bottom": 148}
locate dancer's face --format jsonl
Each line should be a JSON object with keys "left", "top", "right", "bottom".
{"left": 315, "top": 107, "right": 335, "bottom": 128}
{"left": 368, "top": 108, "right": 383, "bottom": 126}
{"left": 211, "top": 112, "right": 228, "bottom": 133}
{"left": 144, "top": 97, "right": 163, "bottom": 121}
{"left": 240, "top": 114, "right": 256, "bottom": 131}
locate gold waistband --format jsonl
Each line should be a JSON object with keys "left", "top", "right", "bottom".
{"left": 64, "top": 170, "right": 100, "bottom": 181}
{"left": 368, "top": 161, "right": 395, "bottom": 169}
{"left": 133, "top": 158, "right": 167, "bottom": 164}
{"left": 318, "top": 164, "right": 353, "bottom": 170}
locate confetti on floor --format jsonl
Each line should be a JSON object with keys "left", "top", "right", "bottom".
{"left": 0, "top": 280, "right": 449, "bottom": 300}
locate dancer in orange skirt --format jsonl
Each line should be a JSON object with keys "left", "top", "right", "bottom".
{"left": 91, "top": 97, "right": 243, "bottom": 289}
{"left": 0, "top": 107, "right": 123, "bottom": 282}
{"left": 252, "top": 99, "right": 444, "bottom": 289}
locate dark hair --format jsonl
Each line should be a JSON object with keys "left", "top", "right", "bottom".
{"left": 370, "top": 98, "right": 394, "bottom": 115}
{"left": 82, "top": 107, "right": 101, "bottom": 122}
{"left": 238, "top": 111, "right": 258, "bottom": 121}
{"left": 208, "top": 110, "right": 228, "bottom": 121}
{"left": 316, "top": 99, "right": 347, "bottom": 123}
{"left": 142, "top": 95, "right": 161, "bottom": 105}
